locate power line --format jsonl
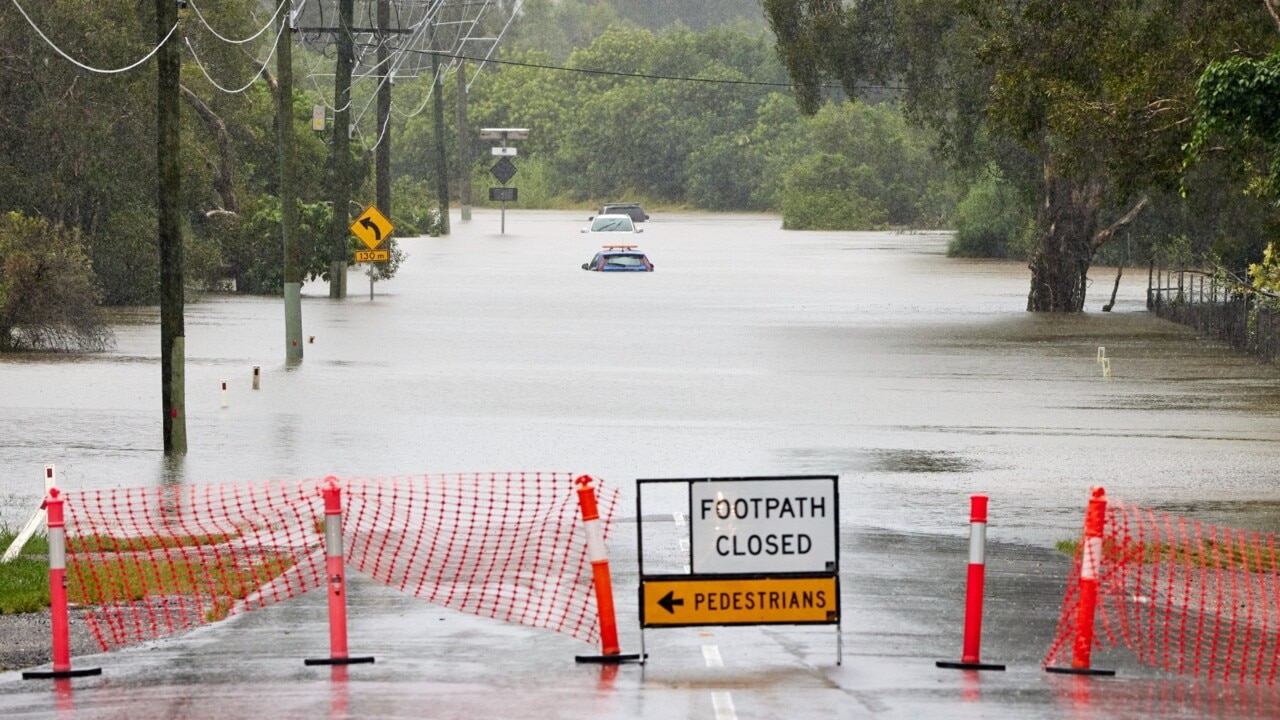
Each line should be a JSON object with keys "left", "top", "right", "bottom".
{"left": 9, "top": 0, "right": 179, "bottom": 75}
{"left": 184, "top": 18, "right": 283, "bottom": 95}
{"left": 185, "top": 0, "right": 288, "bottom": 46}
{"left": 409, "top": 49, "right": 904, "bottom": 92}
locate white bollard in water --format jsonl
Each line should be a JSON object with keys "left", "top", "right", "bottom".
{"left": 220, "top": 379, "right": 229, "bottom": 408}
{"left": 1096, "top": 346, "right": 1106, "bottom": 363}
{"left": 252, "top": 366, "right": 260, "bottom": 391}
{"left": 1102, "top": 357, "right": 1112, "bottom": 378}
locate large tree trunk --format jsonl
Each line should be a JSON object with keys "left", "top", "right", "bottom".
{"left": 1026, "top": 160, "right": 1151, "bottom": 312}
{"left": 1026, "top": 168, "right": 1103, "bottom": 312}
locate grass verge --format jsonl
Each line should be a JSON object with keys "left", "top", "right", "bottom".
{"left": 0, "top": 529, "right": 294, "bottom": 620}
{"left": 1055, "top": 538, "right": 1276, "bottom": 572}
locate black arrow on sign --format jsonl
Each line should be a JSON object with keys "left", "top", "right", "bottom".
{"left": 360, "top": 217, "right": 383, "bottom": 242}
{"left": 657, "top": 591, "right": 684, "bottom": 614}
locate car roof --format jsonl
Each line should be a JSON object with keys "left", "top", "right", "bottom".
{"left": 597, "top": 245, "right": 646, "bottom": 256}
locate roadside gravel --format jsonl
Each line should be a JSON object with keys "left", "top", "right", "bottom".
{"left": 0, "top": 609, "right": 99, "bottom": 673}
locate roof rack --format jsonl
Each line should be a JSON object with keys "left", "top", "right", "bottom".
{"left": 601, "top": 244, "right": 638, "bottom": 250}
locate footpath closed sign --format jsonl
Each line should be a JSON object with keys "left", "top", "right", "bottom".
{"left": 635, "top": 475, "right": 841, "bottom": 635}
{"left": 690, "top": 477, "right": 837, "bottom": 574}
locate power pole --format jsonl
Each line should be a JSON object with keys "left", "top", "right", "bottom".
{"left": 376, "top": 0, "right": 391, "bottom": 217}
{"left": 158, "top": 0, "right": 186, "bottom": 454}
{"left": 329, "top": 0, "right": 354, "bottom": 298}
{"left": 279, "top": 6, "right": 303, "bottom": 360}
{"left": 431, "top": 50, "right": 450, "bottom": 235}
{"left": 457, "top": 58, "right": 470, "bottom": 221}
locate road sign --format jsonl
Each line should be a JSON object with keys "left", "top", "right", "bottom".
{"left": 349, "top": 205, "right": 394, "bottom": 250}
{"left": 689, "top": 477, "right": 838, "bottom": 575}
{"left": 354, "top": 249, "right": 389, "bottom": 262}
{"left": 489, "top": 187, "right": 518, "bottom": 202}
{"left": 490, "top": 157, "right": 517, "bottom": 184}
{"left": 479, "top": 128, "right": 529, "bottom": 141}
{"left": 640, "top": 575, "right": 839, "bottom": 627}
{"left": 491, "top": 147, "right": 518, "bottom": 157}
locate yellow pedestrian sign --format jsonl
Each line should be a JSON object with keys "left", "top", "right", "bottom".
{"left": 640, "top": 575, "right": 839, "bottom": 627}
{"left": 350, "top": 205, "right": 394, "bottom": 250}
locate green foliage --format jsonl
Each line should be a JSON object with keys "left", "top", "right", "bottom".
{"left": 764, "top": 0, "right": 1280, "bottom": 309}
{"left": 80, "top": 205, "right": 161, "bottom": 306}
{"left": 0, "top": 212, "right": 112, "bottom": 352}
{"left": 685, "top": 134, "right": 767, "bottom": 210}
{"left": 777, "top": 102, "right": 950, "bottom": 230}
{"left": 782, "top": 155, "right": 888, "bottom": 231}
{"left": 187, "top": 198, "right": 335, "bottom": 295}
{"left": 1247, "top": 243, "right": 1280, "bottom": 297}
{"left": 949, "top": 170, "right": 1033, "bottom": 259}
{"left": 1190, "top": 53, "right": 1280, "bottom": 199}
{"left": 473, "top": 157, "right": 575, "bottom": 209}
{"left": 390, "top": 177, "right": 445, "bottom": 236}
{"left": 1182, "top": 38, "right": 1280, "bottom": 298}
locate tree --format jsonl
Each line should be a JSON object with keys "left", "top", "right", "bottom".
{"left": 765, "top": 0, "right": 1274, "bottom": 311}
{"left": 0, "top": 212, "right": 111, "bottom": 352}
{"left": 1190, "top": 36, "right": 1280, "bottom": 293}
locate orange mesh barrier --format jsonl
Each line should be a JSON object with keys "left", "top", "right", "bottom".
{"left": 61, "top": 473, "right": 615, "bottom": 652}
{"left": 1045, "top": 492, "right": 1280, "bottom": 684}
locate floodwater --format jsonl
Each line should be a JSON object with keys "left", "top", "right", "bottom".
{"left": 3, "top": 209, "right": 1280, "bottom": 718}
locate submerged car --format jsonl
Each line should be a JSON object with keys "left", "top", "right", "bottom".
{"left": 581, "top": 213, "right": 643, "bottom": 235}
{"left": 596, "top": 202, "right": 649, "bottom": 224}
{"left": 582, "top": 244, "right": 654, "bottom": 272}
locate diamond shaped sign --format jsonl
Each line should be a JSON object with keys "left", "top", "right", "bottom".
{"left": 490, "top": 157, "right": 517, "bottom": 184}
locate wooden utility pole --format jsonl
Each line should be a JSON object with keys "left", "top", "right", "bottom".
{"left": 431, "top": 50, "right": 450, "bottom": 235}
{"left": 279, "top": 7, "right": 303, "bottom": 360}
{"left": 329, "top": 0, "right": 354, "bottom": 298}
{"left": 457, "top": 59, "right": 470, "bottom": 221}
{"left": 376, "top": 0, "right": 391, "bottom": 218}
{"left": 158, "top": 0, "right": 186, "bottom": 454}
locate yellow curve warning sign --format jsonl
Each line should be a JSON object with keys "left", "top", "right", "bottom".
{"left": 640, "top": 575, "right": 838, "bottom": 627}
{"left": 349, "top": 205, "right": 394, "bottom": 250}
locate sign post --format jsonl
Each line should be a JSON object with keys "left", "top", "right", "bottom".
{"left": 481, "top": 128, "right": 527, "bottom": 234}
{"left": 348, "top": 205, "right": 394, "bottom": 300}
{"left": 636, "top": 475, "right": 841, "bottom": 664}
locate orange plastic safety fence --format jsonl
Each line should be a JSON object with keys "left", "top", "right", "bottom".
{"left": 1045, "top": 499, "right": 1280, "bottom": 684}
{"left": 61, "top": 473, "right": 614, "bottom": 652}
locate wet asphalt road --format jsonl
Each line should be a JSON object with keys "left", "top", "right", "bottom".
{"left": 3, "top": 209, "right": 1280, "bottom": 718}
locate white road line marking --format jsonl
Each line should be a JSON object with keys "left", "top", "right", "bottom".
{"left": 702, "top": 645, "right": 724, "bottom": 668}
{"left": 711, "top": 691, "right": 737, "bottom": 720}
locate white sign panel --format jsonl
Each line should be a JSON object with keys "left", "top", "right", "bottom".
{"left": 689, "top": 478, "right": 837, "bottom": 574}
{"left": 491, "top": 147, "right": 518, "bottom": 157}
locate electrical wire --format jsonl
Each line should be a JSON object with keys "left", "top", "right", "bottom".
{"left": 185, "top": 0, "right": 288, "bottom": 46}
{"left": 9, "top": 0, "right": 179, "bottom": 75}
{"left": 415, "top": 48, "right": 903, "bottom": 92}
{"left": 184, "top": 17, "right": 283, "bottom": 94}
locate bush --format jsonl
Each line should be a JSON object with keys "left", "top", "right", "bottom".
{"left": 949, "top": 171, "right": 1033, "bottom": 259}
{"left": 781, "top": 154, "right": 888, "bottom": 230}
{"left": 188, "top": 198, "right": 339, "bottom": 294}
{"left": 0, "top": 212, "right": 112, "bottom": 352}
{"left": 390, "top": 177, "right": 446, "bottom": 236}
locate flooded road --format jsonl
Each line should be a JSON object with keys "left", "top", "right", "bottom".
{"left": 3, "top": 209, "right": 1280, "bottom": 718}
